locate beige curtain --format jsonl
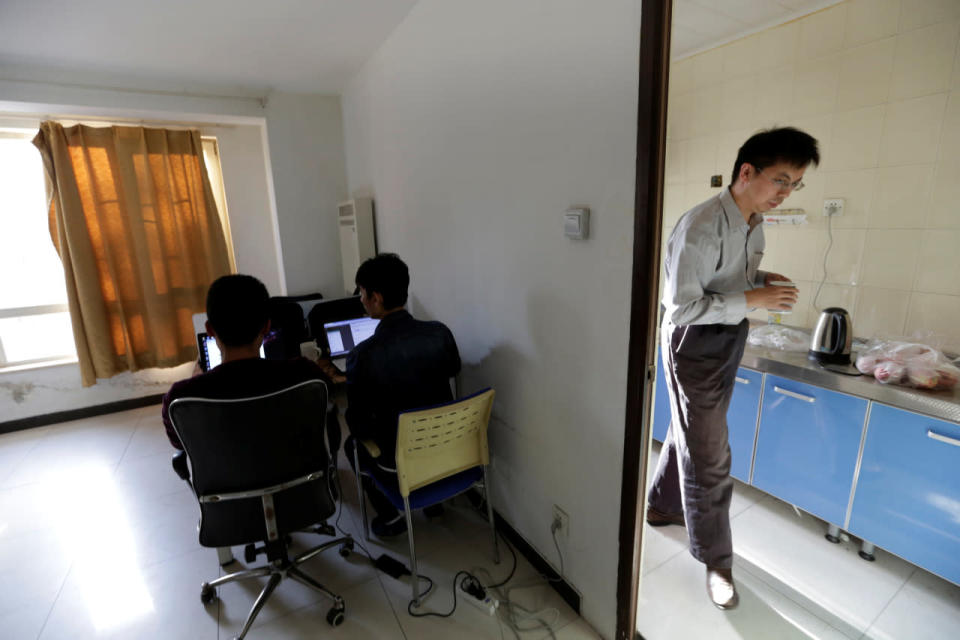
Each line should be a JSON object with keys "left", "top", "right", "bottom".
{"left": 33, "top": 122, "right": 231, "bottom": 386}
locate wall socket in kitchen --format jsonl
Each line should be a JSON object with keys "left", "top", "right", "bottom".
{"left": 823, "top": 198, "right": 845, "bottom": 217}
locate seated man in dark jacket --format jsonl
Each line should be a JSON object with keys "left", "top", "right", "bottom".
{"left": 344, "top": 253, "right": 461, "bottom": 537}
{"left": 161, "top": 274, "right": 342, "bottom": 451}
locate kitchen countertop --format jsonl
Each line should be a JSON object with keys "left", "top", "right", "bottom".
{"left": 741, "top": 343, "right": 960, "bottom": 425}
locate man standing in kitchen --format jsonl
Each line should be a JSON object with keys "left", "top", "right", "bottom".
{"left": 647, "top": 127, "right": 819, "bottom": 609}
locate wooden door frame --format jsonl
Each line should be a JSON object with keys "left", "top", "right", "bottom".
{"left": 615, "top": 0, "right": 671, "bottom": 638}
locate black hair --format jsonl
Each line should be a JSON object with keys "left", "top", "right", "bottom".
{"left": 206, "top": 274, "right": 270, "bottom": 347}
{"left": 731, "top": 127, "right": 820, "bottom": 184}
{"left": 355, "top": 253, "right": 409, "bottom": 310}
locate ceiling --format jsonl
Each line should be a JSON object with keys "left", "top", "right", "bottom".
{"left": 0, "top": 0, "right": 840, "bottom": 97}
{"left": 0, "top": 0, "right": 420, "bottom": 96}
{"left": 671, "top": 0, "right": 843, "bottom": 59}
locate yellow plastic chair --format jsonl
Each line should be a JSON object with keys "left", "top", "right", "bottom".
{"left": 353, "top": 388, "right": 499, "bottom": 605}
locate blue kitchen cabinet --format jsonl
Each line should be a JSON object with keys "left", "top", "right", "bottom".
{"left": 652, "top": 353, "right": 671, "bottom": 443}
{"left": 728, "top": 368, "right": 762, "bottom": 482}
{"left": 751, "top": 375, "right": 868, "bottom": 525}
{"left": 847, "top": 404, "right": 960, "bottom": 585}
{"left": 651, "top": 351, "right": 762, "bottom": 482}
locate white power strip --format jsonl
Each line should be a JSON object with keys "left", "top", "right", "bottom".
{"left": 459, "top": 582, "right": 499, "bottom": 616}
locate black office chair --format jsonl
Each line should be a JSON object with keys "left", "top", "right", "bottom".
{"left": 169, "top": 380, "right": 352, "bottom": 640}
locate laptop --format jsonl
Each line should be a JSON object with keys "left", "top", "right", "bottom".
{"left": 197, "top": 332, "right": 266, "bottom": 372}
{"left": 321, "top": 316, "right": 380, "bottom": 359}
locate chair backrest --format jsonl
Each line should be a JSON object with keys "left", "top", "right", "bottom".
{"left": 266, "top": 297, "right": 309, "bottom": 359}
{"left": 395, "top": 388, "right": 495, "bottom": 497}
{"left": 169, "top": 379, "right": 334, "bottom": 547}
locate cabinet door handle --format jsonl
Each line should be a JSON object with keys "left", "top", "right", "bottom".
{"left": 927, "top": 430, "right": 960, "bottom": 448}
{"left": 735, "top": 376, "right": 750, "bottom": 385}
{"left": 773, "top": 386, "right": 815, "bottom": 403}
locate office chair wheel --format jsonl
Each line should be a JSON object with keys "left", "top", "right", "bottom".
{"left": 339, "top": 540, "right": 354, "bottom": 557}
{"left": 326, "top": 605, "right": 345, "bottom": 627}
{"left": 200, "top": 584, "right": 218, "bottom": 605}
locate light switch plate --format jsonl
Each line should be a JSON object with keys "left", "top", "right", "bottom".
{"left": 564, "top": 208, "right": 589, "bottom": 239}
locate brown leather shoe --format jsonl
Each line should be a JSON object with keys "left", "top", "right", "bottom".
{"left": 645, "top": 506, "right": 685, "bottom": 527}
{"left": 706, "top": 566, "right": 739, "bottom": 610}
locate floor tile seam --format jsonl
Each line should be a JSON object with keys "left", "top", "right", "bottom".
{"left": 226, "top": 571, "right": 383, "bottom": 633}
{"left": 733, "top": 550, "right": 873, "bottom": 636}
{"left": 859, "top": 565, "right": 917, "bottom": 639}
{"left": 34, "top": 556, "right": 75, "bottom": 640}
{"left": 371, "top": 561, "right": 410, "bottom": 639}
{"left": 639, "top": 544, "right": 689, "bottom": 578}
{"left": 111, "top": 423, "right": 140, "bottom": 471}
{"left": 733, "top": 559, "right": 843, "bottom": 634}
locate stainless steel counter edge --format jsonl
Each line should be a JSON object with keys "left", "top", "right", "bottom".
{"left": 740, "top": 346, "right": 960, "bottom": 425}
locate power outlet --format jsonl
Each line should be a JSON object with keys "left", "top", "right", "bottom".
{"left": 551, "top": 505, "right": 569, "bottom": 542}
{"left": 823, "top": 198, "right": 845, "bottom": 217}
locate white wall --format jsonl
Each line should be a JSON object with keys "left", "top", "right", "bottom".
{"left": 340, "top": 1, "right": 640, "bottom": 636}
{"left": 0, "top": 80, "right": 302, "bottom": 421}
{"left": 265, "top": 92, "right": 348, "bottom": 297}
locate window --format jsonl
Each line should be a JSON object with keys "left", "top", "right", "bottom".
{"left": 0, "top": 132, "right": 76, "bottom": 367}
{"left": 0, "top": 128, "right": 233, "bottom": 370}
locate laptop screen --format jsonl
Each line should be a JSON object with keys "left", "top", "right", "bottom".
{"left": 197, "top": 333, "right": 265, "bottom": 372}
{"left": 323, "top": 317, "right": 379, "bottom": 358}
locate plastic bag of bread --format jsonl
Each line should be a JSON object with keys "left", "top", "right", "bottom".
{"left": 856, "top": 339, "right": 960, "bottom": 390}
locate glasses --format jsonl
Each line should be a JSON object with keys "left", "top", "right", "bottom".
{"left": 757, "top": 169, "right": 805, "bottom": 191}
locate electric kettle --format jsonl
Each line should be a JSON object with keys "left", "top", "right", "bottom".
{"left": 809, "top": 307, "right": 853, "bottom": 365}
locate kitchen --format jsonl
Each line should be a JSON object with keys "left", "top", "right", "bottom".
{"left": 638, "top": 1, "right": 960, "bottom": 639}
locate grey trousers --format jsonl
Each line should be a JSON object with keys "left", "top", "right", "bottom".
{"left": 647, "top": 319, "right": 749, "bottom": 569}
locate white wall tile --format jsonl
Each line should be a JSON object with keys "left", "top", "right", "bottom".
{"left": 904, "top": 292, "right": 960, "bottom": 349}
{"left": 719, "top": 75, "right": 760, "bottom": 131}
{"left": 669, "top": 92, "right": 695, "bottom": 140}
{"left": 861, "top": 229, "right": 923, "bottom": 289}
{"left": 792, "top": 113, "right": 834, "bottom": 170}
{"left": 890, "top": 22, "right": 959, "bottom": 100}
{"left": 662, "top": 183, "right": 685, "bottom": 228}
{"left": 767, "top": 228, "right": 824, "bottom": 282}
{"left": 753, "top": 74, "right": 796, "bottom": 125}
{"left": 691, "top": 47, "right": 725, "bottom": 89}
{"left": 716, "top": 128, "right": 753, "bottom": 183}
{"left": 690, "top": 87, "right": 724, "bottom": 138}
{"left": 754, "top": 22, "right": 802, "bottom": 73}
{"left": 900, "top": 0, "right": 960, "bottom": 32}
{"left": 837, "top": 38, "right": 896, "bottom": 111}
{"left": 823, "top": 168, "right": 878, "bottom": 229}
{"left": 844, "top": 0, "right": 903, "bottom": 48}
{"left": 869, "top": 165, "right": 935, "bottom": 228}
{"left": 793, "top": 55, "right": 841, "bottom": 117}
{"left": 953, "top": 39, "right": 960, "bottom": 89}
{"left": 669, "top": 58, "right": 695, "bottom": 96}
{"left": 665, "top": 139, "right": 685, "bottom": 185}
{"left": 721, "top": 33, "right": 760, "bottom": 78}
{"left": 935, "top": 90, "right": 960, "bottom": 166}
{"left": 683, "top": 136, "right": 718, "bottom": 185}
{"left": 798, "top": 3, "right": 849, "bottom": 58}
{"left": 855, "top": 286, "right": 910, "bottom": 338}
{"left": 879, "top": 93, "right": 948, "bottom": 166}
{"left": 928, "top": 163, "right": 960, "bottom": 228}
{"left": 810, "top": 282, "right": 859, "bottom": 319}
{"left": 683, "top": 182, "right": 720, "bottom": 212}
{"left": 830, "top": 106, "right": 885, "bottom": 170}
{"left": 821, "top": 228, "right": 868, "bottom": 285}
{"left": 914, "top": 229, "right": 960, "bottom": 295}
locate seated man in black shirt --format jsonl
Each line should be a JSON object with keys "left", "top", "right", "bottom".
{"left": 161, "top": 274, "right": 341, "bottom": 451}
{"left": 344, "top": 254, "right": 461, "bottom": 537}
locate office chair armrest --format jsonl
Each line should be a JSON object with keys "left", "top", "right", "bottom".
{"left": 197, "top": 470, "right": 325, "bottom": 503}
{"left": 172, "top": 450, "right": 190, "bottom": 481}
{"left": 359, "top": 439, "right": 381, "bottom": 459}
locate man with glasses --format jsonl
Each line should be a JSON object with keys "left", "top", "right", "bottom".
{"left": 647, "top": 127, "right": 819, "bottom": 609}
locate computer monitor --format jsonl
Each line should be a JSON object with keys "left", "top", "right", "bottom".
{"left": 322, "top": 317, "right": 379, "bottom": 358}
{"left": 197, "top": 332, "right": 266, "bottom": 372}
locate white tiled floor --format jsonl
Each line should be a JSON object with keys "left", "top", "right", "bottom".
{"left": 0, "top": 405, "right": 599, "bottom": 640}
{"left": 637, "top": 442, "right": 960, "bottom": 640}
